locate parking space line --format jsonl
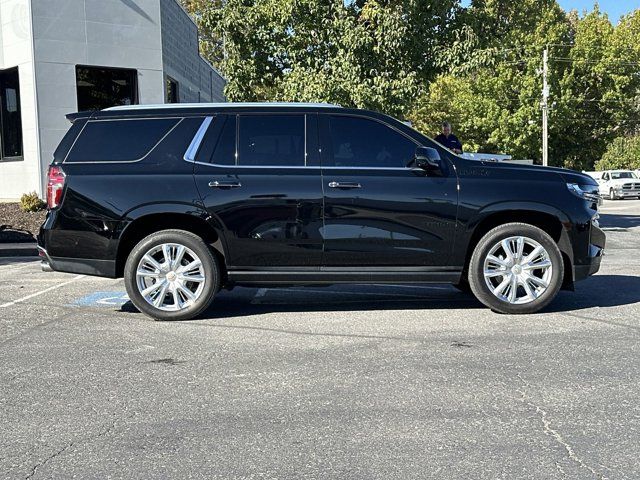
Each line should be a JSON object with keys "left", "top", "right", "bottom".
{"left": 0, "top": 274, "right": 85, "bottom": 308}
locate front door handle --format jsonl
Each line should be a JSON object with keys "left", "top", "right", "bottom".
{"left": 209, "top": 180, "right": 242, "bottom": 188}
{"left": 328, "top": 181, "right": 362, "bottom": 189}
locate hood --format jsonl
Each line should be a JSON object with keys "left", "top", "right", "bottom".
{"left": 484, "top": 161, "right": 598, "bottom": 186}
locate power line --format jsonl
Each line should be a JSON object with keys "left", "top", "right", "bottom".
{"left": 556, "top": 117, "right": 640, "bottom": 123}
{"left": 550, "top": 57, "right": 640, "bottom": 67}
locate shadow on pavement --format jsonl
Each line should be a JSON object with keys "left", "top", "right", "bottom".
{"left": 548, "top": 274, "right": 640, "bottom": 312}
{"left": 119, "top": 274, "right": 640, "bottom": 320}
{"left": 599, "top": 213, "right": 640, "bottom": 229}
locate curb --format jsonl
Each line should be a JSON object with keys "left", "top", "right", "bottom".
{"left": 0, "top": 242, "right": 38, "bottom": 257}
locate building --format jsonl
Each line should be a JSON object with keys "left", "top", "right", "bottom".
{"left": 0, "top": 0, "right": 225, "bottom": 200}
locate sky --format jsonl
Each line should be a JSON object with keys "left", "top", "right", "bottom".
{"left": 557, "top": 0, "right": 639, "bottom": 22}
{"left": 458, "top": 1, "right": 639, "bottom": 23}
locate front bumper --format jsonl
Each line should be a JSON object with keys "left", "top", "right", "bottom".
{"left": 614, "top": 190, "right": 640, "bottom": 198}
{"left": 573, "top": 224, "right": 605, "bottom": 282}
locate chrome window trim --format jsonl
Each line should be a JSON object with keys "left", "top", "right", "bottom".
{"left": 63, "top": 117, "right": 184, "bottom": 164}
{"left": 183, "top": 116, "right": 214, "bottom": 163}
{"left": 190, "top": 160, "right": 412, "bottom": 171}
{"left": 185, "top": 111, "right": 423, "bottom": 172}
{"left": 326, "top": 112, "right": 420, "bottom": 148}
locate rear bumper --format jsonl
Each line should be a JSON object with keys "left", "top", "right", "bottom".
{"left": 38, "top": 246, "right": 116, "bottom": 278}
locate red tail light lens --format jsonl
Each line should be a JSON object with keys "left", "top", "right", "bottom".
{"left": 47, "top": 165, "right": 66, "bottom": 209}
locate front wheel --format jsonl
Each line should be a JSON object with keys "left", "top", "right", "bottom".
{"left": 609, "top": 188, "right": 617, "bottom": 200}
{"left": 468, "top": 223, "right": 564, "bottom": 314}
{"left": 124, "top": 229, "right": 220, "bottom": 321}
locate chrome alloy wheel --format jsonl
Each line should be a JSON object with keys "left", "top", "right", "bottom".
{"left": 483, "top": 236, "right": 553, "bottom": 305}
{"left": 135, "top": 243, "right": 206, "bottom": 311}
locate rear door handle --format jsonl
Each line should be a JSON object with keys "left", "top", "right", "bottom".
{"left": 328, "top": 181, "right": 362, "bottom": 189}
{"left": 209, "top": 180, "right": 242, "bottom": 188}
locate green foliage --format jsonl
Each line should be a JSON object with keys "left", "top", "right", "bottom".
{"left": 595, "top": 135, "right": 640, "bottom": 171}
{"left": 19, "top": 192, "right": 46, "bottom": 212}
{"left": 193, "top": 0, "right": 457, "bottom": 116}
{"left": 412, "top": 0, "right": 572, "bottom": 162}
{"left": 181, "top": 0, "right": 640, "bottom": 170}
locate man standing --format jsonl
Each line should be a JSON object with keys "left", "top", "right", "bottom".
{"left": 435, "top": 121, "right": 463, "bottom": 154}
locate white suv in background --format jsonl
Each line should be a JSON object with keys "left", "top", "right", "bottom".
{"left": 590, "top": 170, "right": 640, "bottom": 200}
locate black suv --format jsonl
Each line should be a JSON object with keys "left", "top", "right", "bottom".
{"left": 38, "top": 103, "right": 605, "bottom": 320}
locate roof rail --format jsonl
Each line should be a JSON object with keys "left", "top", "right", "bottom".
{"left": 104, "top": 102, "right": 343, "bottom": 111}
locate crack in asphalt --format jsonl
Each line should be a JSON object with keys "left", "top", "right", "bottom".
{"left": 516, "top": 375, "right": 608, "bottom": 479}
{"left": 24, "top": 442, "right": 74, "bottom": 480}
{"left": 24, "top": 418, "right": 120, "bottom": 479}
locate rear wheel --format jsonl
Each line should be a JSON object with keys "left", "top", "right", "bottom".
{"left": 468, "top": 223, "right": 563, "bottom": 314}
{"left": 124, "top": 229, "right": 220, "bottom": 321}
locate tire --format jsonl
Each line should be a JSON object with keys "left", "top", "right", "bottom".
{"left": 124, "top": 229, "right": 220, "bottom": 321}
{"left": 609, "top": 188, "right": 616, "bottom": 200}
{"left": 468, "top": 223, "right": 564, "bottom": 314}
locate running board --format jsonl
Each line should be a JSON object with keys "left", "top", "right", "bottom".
{"left": 227, "top": 268, "right": 462, "bottom": 285}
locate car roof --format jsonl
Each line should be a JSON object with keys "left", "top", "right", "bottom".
{"left": 103, "top": 102, "right": 342, "bottom": 112}
{"left": 71, "top": 101, "right": 404, "bottom": 124}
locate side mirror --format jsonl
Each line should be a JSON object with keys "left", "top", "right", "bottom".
{"left": 414, "top": 147, "right": 442, "bottom": 171}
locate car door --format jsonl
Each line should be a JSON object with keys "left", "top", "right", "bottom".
{"left": 192, "top": 113, "right": 324, "bottom": 268}
{"left": 598, "top": 172, "right": 610, "bottom": 195}
{"left": 319, "top": 114, "right": 458, "bottom": 267}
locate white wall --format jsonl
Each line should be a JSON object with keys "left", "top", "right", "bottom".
{"left": 31, "top": 0, "right": 166, "bottom": 197}
{"left": 1, "top": 0, "right": 223, "bottom": 200}
{"left": 0, "top": 0, "right": 40, "bottom": 200}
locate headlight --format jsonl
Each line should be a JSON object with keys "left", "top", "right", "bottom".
{"left": 567, "top": 183, "right": 601, "bottom": 203}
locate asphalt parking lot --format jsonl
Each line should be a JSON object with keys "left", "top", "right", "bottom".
{"left": 2, "top": 200, "right": 640, "bottom": 479}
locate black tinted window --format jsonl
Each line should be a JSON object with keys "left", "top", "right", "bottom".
{"left": 238, "top": 115, "right": 304, "bottom": 166}
{"left": 212, "top": 115, "right": 236, "bottom": 165}
{"left": 66, "top": 118, "right": 178, "bottom": 162}
{"left": 326, "top": 115, "right": 416, "bottom": 168}
{"left": 54, "top": 119, "right": 86, "bottom": 162}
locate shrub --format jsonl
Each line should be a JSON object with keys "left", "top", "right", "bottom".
{"left": 20, "top": 192, "right": 46, "bottom": 212}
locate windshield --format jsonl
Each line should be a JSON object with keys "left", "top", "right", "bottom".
{"left": 611, "top": 171, "right": 638, "bottom": 180}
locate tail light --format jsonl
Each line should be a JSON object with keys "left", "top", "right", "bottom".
{"left": 47, "top": 165, "right": 66, "bottom": 209}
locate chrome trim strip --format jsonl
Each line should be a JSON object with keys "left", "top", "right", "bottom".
{"left": 184, "top": 116, "right": 214, "bottom": 162}
{"left": 189, "top": 161, "right": 412, "bottom": 171}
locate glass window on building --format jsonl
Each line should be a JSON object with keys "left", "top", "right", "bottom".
{"left": 0, "top": 68, "right": 23, "bottom": 161}
{"left": 166, "top": 76, "right": 179, "bottom": 103}
{"left": 76, "top": 66, "right": 138, "bottom": 111}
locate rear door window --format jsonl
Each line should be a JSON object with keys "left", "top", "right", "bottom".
{"left": 238, "top": 115, "right": 304, "bottom": 166}
{"left": 65, "top": 118, "right": 179, "bottom": 162}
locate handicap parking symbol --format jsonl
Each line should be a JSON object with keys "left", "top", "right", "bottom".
{"left": 71, "top": 291, "right": 130, "bottom": 307}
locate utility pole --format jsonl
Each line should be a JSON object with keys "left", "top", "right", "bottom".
{"left": 541, "top": 47, "right": 549, "bottom": 167}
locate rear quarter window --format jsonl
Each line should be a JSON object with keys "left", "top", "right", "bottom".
{"left": 53, "top": 119, "right": 86, "bottom": 163}
{"left": 65, "top": 118, "right": 179, "bottom": 163}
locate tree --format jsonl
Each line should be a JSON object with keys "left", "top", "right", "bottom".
{"left": 555, "top": 7, "right": 617, "bottom": 170}
{"left": 193, "top": 0, "right": 458, "bottom": 116}
{"left": 180, "top": 0, "right": 225, "bottom": 69}
{"left": 410, "top": 0, "right": 572, "bottom": 162}
{"left": 595, "top": 135, "right": 640, "bottom": 171}
{"left": 182, "top": 0, "right": 640, "bottom": 170}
